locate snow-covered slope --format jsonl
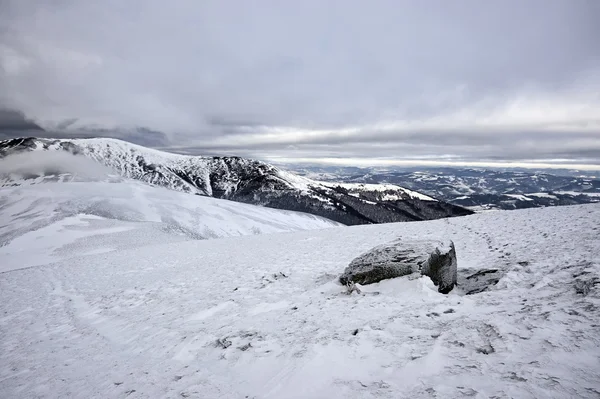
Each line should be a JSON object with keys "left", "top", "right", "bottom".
{"left": 291, "top": 165, "right": 600, "bottom": 211}
{"left": 0, "top": 179, "right": 341, "bottom": 272}
{"left": 0, "top": 137, "right": 472, "bottom": 224}
{"left": 1, "top": 203, "right": 599, "bottom": 398}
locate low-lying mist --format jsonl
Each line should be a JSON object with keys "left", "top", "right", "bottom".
{"left": 0, "top": 151, "right": 117, "bottom": 181}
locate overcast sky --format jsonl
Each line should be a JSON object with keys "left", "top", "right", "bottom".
{"left": 1, "top": 0, "right": 599, "bottom": 169}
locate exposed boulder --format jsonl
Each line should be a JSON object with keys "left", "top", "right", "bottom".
{"left": 339, "top": 242, "right": 423, "bottom": 286}
{"left": 420, "top": 241, "right": 457, "bottom": 294}
{"left": 339, "top": 239, "right": 457, "bottom": 293}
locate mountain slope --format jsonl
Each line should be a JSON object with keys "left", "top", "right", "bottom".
{"left": 0, "top": 137, "right": 472, "bottom": 224}
{"left": 1, "top": 203, "right": 599, "bottom": 398}
{"left": 0, "top": 179, "right": 341, "bottom": 272}
{"left": 290, "top": 165, "right": 600, "bottom": 211}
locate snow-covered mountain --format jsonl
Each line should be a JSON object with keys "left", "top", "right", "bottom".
{"left": 290, "top": 165, "right": 600, "bottom": 211}
{"left": 0, "top": 137, "right": 472, "bottom": 224}
{"left": 1, "top": 197, "right": 599, "bottom": 398}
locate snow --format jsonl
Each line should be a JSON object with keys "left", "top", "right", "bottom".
{"left": 528, "top": 192, "right": 559, "bottom": 199}
{"left": 505, "top": 194, "right": 534, "bottom": 201}
{"left": 556, "top": 191, "right": 600, "bottom": 198}
{"left": 1, "top": 187, "right": 600, "bottom": 397}
{"left": 319, "top": 181, "right": 436, "bottom": 201}
{"left": 3, "top": 138, "right": 439, "bottom": 207}
{"left": 0, "top": 180, "right": 341, "bottom": 272}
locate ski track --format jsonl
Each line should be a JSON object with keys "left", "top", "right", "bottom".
{"left": 1, "top": 204, "right": 600, "bottom": 398}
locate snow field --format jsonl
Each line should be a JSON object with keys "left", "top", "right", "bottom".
{"left": 1, "top": 203, "right": 599, "bottom": 398}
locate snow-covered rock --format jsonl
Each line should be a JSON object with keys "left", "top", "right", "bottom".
{"left": 420, "top": 241, "right": 457, "bottom": 294}
{"left": 339, "top": 241, "right": 420, "bottom": 285}
{"left": 339, "top": 239, "right": 457, "bottom": 293}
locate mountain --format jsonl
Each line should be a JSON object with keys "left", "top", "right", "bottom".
{"left": 289, "top": 165, "right": 600, "bottom": 211}
{"left": 1, "top": 196, "right": 599, "bottom": 397}
{"left": 0, "top": 137, "right": 472, "bottom": 224}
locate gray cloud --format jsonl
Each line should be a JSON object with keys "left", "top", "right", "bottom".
{"left": 1, "top": 0, "right": 599, "bottom": 168}
{"left": 0, "top": 108, "right": 44, "bottom": 132}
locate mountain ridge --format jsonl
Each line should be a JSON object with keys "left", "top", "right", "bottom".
{"left": 289, "top": 165, "right": 600, "bottom": 211}
{"left": 0, "top": 137, "right": 472, "bottom": 225}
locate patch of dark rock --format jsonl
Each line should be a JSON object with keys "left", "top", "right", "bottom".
{"left": 443, "top": 308, "right": 455, "bottom": 314}
{"left": 575, "top": 279, "right": 597, "bottom": 295}
{"left": 476, "top": 344, "right": 495, "bottom": 355}
{"left": 216, "top": 338, "right": 232, "bottom": 349}
{"left": 173, "top": 375, "right": 183, "bottom": 381}
{"left": 427, "top": 312, "right": 440, "bottom": 317}
{"left": 573, "top": 271, "right": 591, "bottom": 278}
{"left": 125, "top": 390, "right": 136, "bottom": 396}
{"left": 460, "top": 268, "right": 503, "bottom": 295}
{"left": 352, "top": 329, "right": 359, "bottom": 336}
{"left": 504, "top": 372, "right": 527, "bottom": 382}
{"left": 238, "top": 343, "right": 252, "bottom": 351}
{"left": 465, "top": 269, "right": 499, "bottom": 279}
{"left": 114, "top": 382, "right": 123, "bottom": 386}
{"left": 291, "top": 306, "right": 298, "bottom": 311}
{"left": 240, "top": 331, "right": 257, "bottom": 338}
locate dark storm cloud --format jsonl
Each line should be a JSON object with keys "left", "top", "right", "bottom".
{"left": 0, "top": 0, "right": 599, "bottom": 167}
{"left": 0, "top": 107, "right": 168, "bottom": 146}
{"left": 0, "top": 108, "right": 44, "bottom": 133}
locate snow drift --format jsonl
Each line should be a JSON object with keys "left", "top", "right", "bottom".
{"left": 0, "top": 179, "right": 341, "bottom": 272}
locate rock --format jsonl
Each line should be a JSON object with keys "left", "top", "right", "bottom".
{"left": 574, "top": 278, "right": 598, "bottom": 296}
{"left": 339, "top": 241, "right": 424, "bottom": 285}
{"left": 339, "top": 239, "right": 457, "bottom": 293}
{"left": 459, "top": 268, "right": 502, "bottom": 295}
{"left": 420, "top": 241, "right": 457, "bottom": 294}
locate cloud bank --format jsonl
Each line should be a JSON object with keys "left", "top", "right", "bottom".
{"left": 1, "top": 0, "right": 599, "bottom": 168}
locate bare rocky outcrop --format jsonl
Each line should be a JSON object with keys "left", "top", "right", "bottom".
{"left": 420, "top": 242, "right": 457, "bottom": 294}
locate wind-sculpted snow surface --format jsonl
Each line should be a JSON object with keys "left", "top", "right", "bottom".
{"left": 0, "top": 180, "right": 341, "bottom": 272}
{"left": 1, "top": 203, "right": 599, "bottom": 398}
